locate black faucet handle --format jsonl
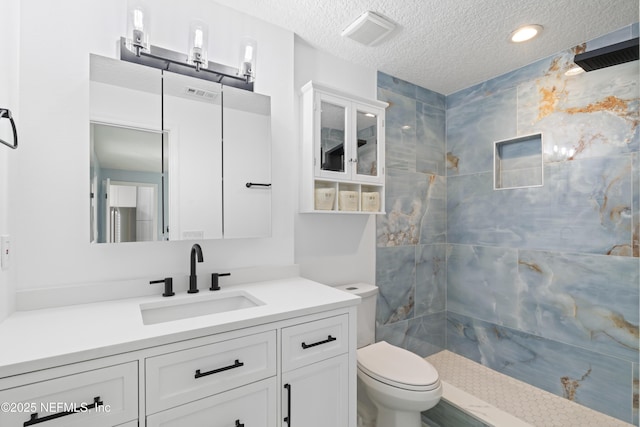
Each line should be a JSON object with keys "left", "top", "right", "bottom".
{"left": 210, "top": 272, "right": 231, "bottom": 291}
{"left": 150, "top": 277, "right": 175, "bottom": 297}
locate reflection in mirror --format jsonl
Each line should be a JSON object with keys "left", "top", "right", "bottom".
{"left": 90, "top": 54, "right": 163, "bottom": 243}
{"left": 162, "top": 72, "right": 223, "bottom": 240}
{"left": 90, "top": 123, "right": 165, "bottom": 243}
{"left": 320, "top": 101, "right": 346, "bottom": 173}
{"left": 356, "top": 110, "right": 378, "bottom": 176}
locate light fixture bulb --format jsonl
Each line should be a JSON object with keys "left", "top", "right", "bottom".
{"left": 133, "top": 9, "right": 144, "bottom": 31}
{"left": 188, "top": 21, "right": 209, "bottom": 71}
{"left": 126, "top": 0, "right": 150, "bottom": 56}
{"left": 510, "top": 24, "right": 543, "bottom": 43}
{"left": 193, "top": 28, "right": 204, "bottom": 49}
{"left": 238, "top": 37, "right": 257, "bottom": 83}
{"left": 244, "top": 45, "right": 254, "bottom": 62}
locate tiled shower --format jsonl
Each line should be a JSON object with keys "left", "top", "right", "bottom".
{"left": 375, "top": 23, "right": 639, "bottom": 425}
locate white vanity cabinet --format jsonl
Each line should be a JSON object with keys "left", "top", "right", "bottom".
{"left": 145, "top": 330, "right": 276, "bottom": 414}
{"left": 146, "top": 377, "right": 277, "bottom": 427}
{"left": 300, "top": 81, "right": 388, "bottom": 214}
{"left": 0, "top": 279, "right": 358, "bottom": 427}
{"left": 0, "top": 359, "right": 138, "bottom": 427}
{"left": 281, "top": 314, "right": 350, "bottom": 427}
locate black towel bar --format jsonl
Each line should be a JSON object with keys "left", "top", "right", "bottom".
{"left": 0, "top": 108, "right": 18, "bottom": 150}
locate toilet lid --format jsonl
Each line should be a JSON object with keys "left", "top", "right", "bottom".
{"left": 357, "top": 341, "right": 439, "bottom": 391}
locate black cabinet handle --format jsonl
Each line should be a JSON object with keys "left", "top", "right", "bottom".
{"left": 24, "top": 397, "right": 103, "bottom": 426}
{"left": 245, "top": 182, "right": 272, "bottom": 188}
{"left": 283, "top": 383, "right": 291, "bottom": 425}
{"left": 235, "top": 420, "right": 244, "bottom": 427}
{"left": 301, "top": 335, "right": 336, "bottom": 349}
{"left": 194, "top": 359, "right": 244, "bottom": 379}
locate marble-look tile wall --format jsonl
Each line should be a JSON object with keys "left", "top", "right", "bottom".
{"left": 376, "top": 23, "right": 639, "bottom": 425}
{"left": 445, "top": 23, "right": 639, "bottom": 424}
{"left": 376, "top": 72, "right": 447, "bottom": 357}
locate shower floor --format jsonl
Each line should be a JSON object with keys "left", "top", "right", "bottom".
{"left": 424, "top": 350, "right": 633, "bottom": 427}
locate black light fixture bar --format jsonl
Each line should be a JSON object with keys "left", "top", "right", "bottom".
{"left": 119, "top": 37, "right": 253, "bottom": 91}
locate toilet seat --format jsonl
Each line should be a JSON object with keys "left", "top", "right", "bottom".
{"left": 357, "top": 341, "right": 440, "bottom": 392}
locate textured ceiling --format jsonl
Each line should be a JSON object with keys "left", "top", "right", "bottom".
{"left": 212, "top": 0, "right": 639, "bottom": 95}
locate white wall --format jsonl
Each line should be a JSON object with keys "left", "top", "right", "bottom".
{"left": 0, "top": 0, "right": 20, "bottom": 321}
{"left": 6, "top": 0, "right": 378, "bottom": 307}
{"left": 293, "top": 37, "right": 378, "bottom": 286}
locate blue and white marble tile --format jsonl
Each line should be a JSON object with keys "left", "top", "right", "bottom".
{"left": 447, "top": 312, "right": 634, "bottom": 423}
{"left": 415, "top": 244, "right": 446, "bottom": 316}
{"left": 446, "top": 88, "right": 518, "bottom": 176}
{"left": 378, "top": 169, "right": 446, "bottom": 246}
{"left": 446, "top": 244, "right": 520, "bottom": 327}
{"left": 518, "top": 250, "right": 639, "bottom": 362}
{"left": 376, "top": 311, "right": 446, "bottom": 357}
{"left": 416, "top": 85, "right": 446, "bottom": 111}
{"left": 517, "top": 58, "right": 639, "bottom": 162}
{"left": 447, "top": 156, "right": 632, "bottom": 256}
{"left": 633, "top": 362, "right": 639, "bottom": 426}
{"left": 378, "top": 71, "right": 417, "bottom": 99}
{"left": 376, "top": 246, "right": 415, "bottom": 326}
{"left": 447, "top": 55, "right": 558, "bottom": 109}
{"left": 416, "top": 102, "right": 446, "bottom": 176}
{"left": 378, "top": 88, "right": 417, "bottom": 172}
{"left": 633, "top": 152, "right": 639, "bottom": 257}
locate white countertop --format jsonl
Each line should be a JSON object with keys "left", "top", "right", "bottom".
{"left": 0, "top": 277, "right": 360, "bottom": 378}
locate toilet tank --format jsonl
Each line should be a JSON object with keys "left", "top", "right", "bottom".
{"left": 336, "top": 283, "right": 378, "bottom": 348}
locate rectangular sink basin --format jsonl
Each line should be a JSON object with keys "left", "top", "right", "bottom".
{"left": 140, "top": 290, "right": 264, "bottom": 325}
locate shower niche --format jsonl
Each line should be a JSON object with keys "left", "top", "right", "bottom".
{"left": 493, "top": 133, "right": 543, "bottom": 190}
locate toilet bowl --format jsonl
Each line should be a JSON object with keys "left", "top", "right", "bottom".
{"left": 357, "top": 341, "right": 442, "bottom": 426}
{"left": 336, "top": 284, "right": 442, "bottom": 427}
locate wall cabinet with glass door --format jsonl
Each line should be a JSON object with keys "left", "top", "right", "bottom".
{"left": 300, "top": 81, "right": 388, "bottom": 214}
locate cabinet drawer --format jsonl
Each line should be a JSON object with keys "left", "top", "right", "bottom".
{"left": 146, "top": 377, "right": 276, "bottom": 427}
{"left": 146, "top": 330, "right": 276, "bottom": 414}
{"left": 281, "top": 314, "right": 349, "bottom": 372}
{"left": 0, "top": 362, "right": 138, "bottom": 427}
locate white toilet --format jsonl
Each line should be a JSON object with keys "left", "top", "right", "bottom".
{"left": 337, "top": 283, "right": 442, "bottom": 427}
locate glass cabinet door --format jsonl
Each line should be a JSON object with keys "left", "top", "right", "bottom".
{"left": 319, "top": 100, "right": 347, "bottom": 174}
{"left": 355, "top": 109, "right": 378, "bottom": 178}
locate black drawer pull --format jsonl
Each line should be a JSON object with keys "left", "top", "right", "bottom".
{"left": 235, "top": 420, "right": 244, "bottom": 427}
{"left": 283, "top": 383, "right": 291, "bottom": 425}
{"left": 245, "top": 182, "right": 272, "bottom": 188}
{"left": 301, "top": 335, "right": 336, "bottom": 349}
{"left": 24, "top": 396, "right": 103, "bottom": 426}
{"left": 195, "top": 359, "right": 244, "bottom": 379}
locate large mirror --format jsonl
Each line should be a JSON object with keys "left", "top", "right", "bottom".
{"left": 89, "top": 54, "right": 271, "bottom": 243}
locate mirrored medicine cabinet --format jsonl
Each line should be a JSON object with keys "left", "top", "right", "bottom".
{"left": 89, "top": 54, "right": 271, "bottom": 244}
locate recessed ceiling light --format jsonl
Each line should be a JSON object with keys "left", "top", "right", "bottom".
{"left": 510, "top": 24, "right": 543, "bottom": 43}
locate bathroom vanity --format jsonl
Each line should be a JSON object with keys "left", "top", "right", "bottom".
{"left": 0, "top": 277, "right": 359, "bottom": 427}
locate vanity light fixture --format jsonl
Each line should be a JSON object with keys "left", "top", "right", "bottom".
{"left": 364, "top": 113, "right": 376, "bottom": 118}
{"left": 120, "top": 3, "right": 257, "bottom": 91}
{"left": 188, "top": 20, "right": 209, "bottom": 72}
{"left": 509, "top": 24, "right": 543, "bottom": 43}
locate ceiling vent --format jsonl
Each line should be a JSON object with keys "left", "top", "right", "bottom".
{"left": 341, "top": 11, "right": 396, "bottom": 46}
{"left": 574, "top": 38, "right": 639, "bottom": 72}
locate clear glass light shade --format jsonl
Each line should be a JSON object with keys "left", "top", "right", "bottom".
{"left": 126, "top": 0, "right": 150, "bottom": 55}
{"left": 188, "top": 21, "right": 209, "bottom": 70}
{"left": 238, "top": 37, "right": 257, "bottom": 82}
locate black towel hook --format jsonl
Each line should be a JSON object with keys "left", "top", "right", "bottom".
{"left": 0, "top": 108, "right": 18, "bottom": 150}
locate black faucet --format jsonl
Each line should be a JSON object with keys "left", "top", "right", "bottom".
{"left": 188, "top": 243, "right": 204, "bottom": 293}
